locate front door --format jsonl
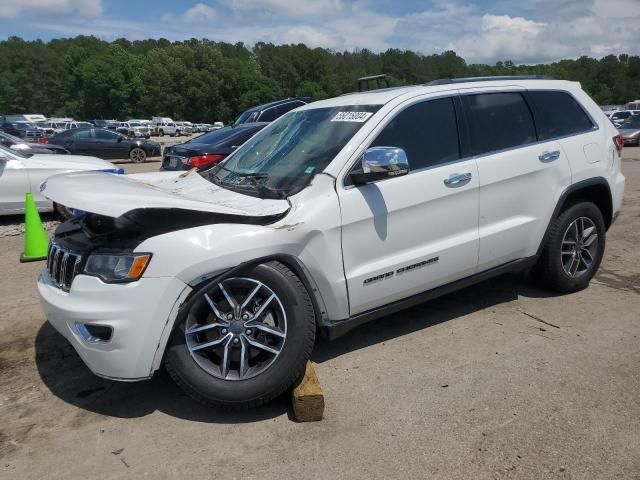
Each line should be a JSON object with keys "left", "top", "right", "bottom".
{"left": 338, "top": 96, "right": 480, "bottom": 316}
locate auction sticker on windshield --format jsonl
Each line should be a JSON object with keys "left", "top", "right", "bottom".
{"left": 331, "top": 111, "right": 373, "bottom": 122}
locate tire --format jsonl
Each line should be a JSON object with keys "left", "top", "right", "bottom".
{"left": 145, "top": 134, "right": 150, "bottom": 139}
{"left": 165, "top": 261, "right": 316, "bottom": 409}
{"left": 159, "top": 129, "right": 164, "bottom": 137}
{"left": 532, "top": 201, "right": 606, "bottom": 292}
{"left": 53, "top": 202, "right": 74, "bottom": 220}
{"left": 129, "top": 147, "right": 146, "bottom": 163}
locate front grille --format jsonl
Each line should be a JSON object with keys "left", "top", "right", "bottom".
{"left": 25, "top": 130, "right": 44, "bottom": 141}
{"left": 47, "top": 241, "right": 82, "bottom": 291}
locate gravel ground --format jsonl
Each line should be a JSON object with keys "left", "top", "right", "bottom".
{"left": 0, "top": 148, "right": 638, "bottom": 479}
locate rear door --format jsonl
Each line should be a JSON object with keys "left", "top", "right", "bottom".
{"left": 69, "top": 129, "right": 97, "bottom": 156}
{"left": 462, "top": 89, "right": 571, "bottom": 270}
{"left": 339, "top": 95, "right": 480, "bottom": 316}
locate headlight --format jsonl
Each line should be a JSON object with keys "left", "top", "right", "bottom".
{"left": 84, "top": 253, "right": 151, "bottom": 282}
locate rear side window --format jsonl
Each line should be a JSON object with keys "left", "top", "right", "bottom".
{"left": 528, "top": 90, "right": 594, "bottom": 140}
{"left": 370, "top": 97, "right": 460, "bottom": 170}
{"left": 462, "top": 92, "right": 536, "bottom": 155}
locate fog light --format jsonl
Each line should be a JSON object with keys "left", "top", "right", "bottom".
{"left": 76, "top": 323, "right": 113, "bottom": 343}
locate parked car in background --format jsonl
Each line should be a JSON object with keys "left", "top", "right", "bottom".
{"left": 116, "top": 121, "right": 151, "bottom": 139}
{"left": 609, "top": 110, "right": 639, "bottom": 127}
{"left": 0, "top": 143, "right": 120, "bottom": 217}
{"left": 233, "top": 97, "right": 311, "bottom": 127}
{"left": 90, "top": 119, "right": 119, "bottom": 130}
{"left": 1, "top": 121, "right": 44, "bottom": 142}
{"left": 175, "top": 121, "right": 194, "bottom": 136}
{"left": 50, "top": 128, "right": 160, "bottom": 163}
{"left": 61, "top": 121, "right": 93, "bottom": 130}
{"left": 4, "top": 114, "right": 47, "bottom": 123}
{"left": 618, "top": 115, "right": 640, "bottom": 146}
{"left": 161, "top": 122, "right": 267, "bottom": 171}
{"left": 36, "top": 121, "right": 66, "bottom": 136}
{"left": 0, "top": 131, "right": 69, "bottom": 155}
{"left": 152, "top": 117, "right": 177, "bottom": 137}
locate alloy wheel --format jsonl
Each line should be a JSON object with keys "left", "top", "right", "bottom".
{"left": 561, "top": 216, "right": 599, "bottom": 278}
{"left": 130, "top": 147, "right": 146, "bottom": 163}
{"left": 185, "top": 278, "right": 287, "bottom": 381}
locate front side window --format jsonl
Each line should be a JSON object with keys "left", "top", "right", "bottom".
{"left": 370, "top": 97, "right": 460, "bottom": 171}
{"left": 463, "top": 92, "right": 536, "bottom": 156}
{"left": 528, "top": 90, "right": 594, "bottom": 140}
{"left": 204, "top": 105, "right": 380, "bottom": 198}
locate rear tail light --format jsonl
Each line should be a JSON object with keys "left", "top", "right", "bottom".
{"left": 614, "top": 134, "right": 624, "bottom": 152}
{"left": 184, "top": 154, "right": 224, "bottom": 168}
{"left": 39, "top": 138, "right": 49, "bottom": 144}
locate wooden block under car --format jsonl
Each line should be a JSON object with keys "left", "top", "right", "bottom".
{"left": 292, "top": 361, "right": 324, "bottom": 422}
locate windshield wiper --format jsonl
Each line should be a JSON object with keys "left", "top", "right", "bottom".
{"left": 209, "top": 165, "right": 287, "bottom": 199}
{"left": 245, "top": 175, "right": 287, "bottom": 200}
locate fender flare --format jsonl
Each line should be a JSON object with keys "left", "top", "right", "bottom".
{"left": 150, "top": 254, "right": 330, "bottom": 374}
{"left": 536, "top": 176, "right": 612, "bottom": 257}
{"left": 183, "top": 254, "right": 329, "bottom": 328}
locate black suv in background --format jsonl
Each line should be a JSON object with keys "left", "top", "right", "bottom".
{"left": 232, "top": 97, "right": 311, "bottom": 126}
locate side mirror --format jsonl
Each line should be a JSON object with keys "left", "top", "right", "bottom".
{"left": 117, "top": 135, "right": 124, "bottom": 142}
{"left": 349, "top": 147, "right": 409, "bottom": 185}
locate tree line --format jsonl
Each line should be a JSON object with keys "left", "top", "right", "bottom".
{"left": 0, "top": 36, "right": 638, "bottom": 123}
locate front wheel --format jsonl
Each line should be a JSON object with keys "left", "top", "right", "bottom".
{"left": 165, "top": 261, "right": 316, "bottom": 408}
{"left": 532, "top": 202, "right": 606, "bottom": 292}
{"left": 129, "top": 147, "right": 146, "bottom": 163}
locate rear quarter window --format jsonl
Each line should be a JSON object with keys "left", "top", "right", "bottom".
{"left": 527, "top": 90, "right": 594, "bottom": 140}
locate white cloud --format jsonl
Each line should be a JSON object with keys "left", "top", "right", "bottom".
{"left": 7, "top": 0, "right": 640, "bottom": 64}
{"left": 222, "top": 0, "right": 345, "bottom": 17}
{"left": 183, "top": 3, "right": 218, "bottom": 22}
{"left": 0, "top": 0, "right": 101, "bottom": 19}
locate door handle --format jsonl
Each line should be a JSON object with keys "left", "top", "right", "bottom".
{"left": 444, "top": 172, "right": 472, "bottom": 187}
{"left": 538, "top": 150, "right": 560, "bottom": 162}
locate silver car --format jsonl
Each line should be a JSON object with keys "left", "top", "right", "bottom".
{"left": 618, "top": 115, "right": 640, "bottom": 146}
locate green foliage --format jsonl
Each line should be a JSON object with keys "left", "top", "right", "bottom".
{"left": 0, "top": 36, "right": 638, "bottom": 122}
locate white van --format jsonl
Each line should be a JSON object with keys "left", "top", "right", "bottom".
{"left": 151, "top": 117, "right": 177, "bottom": 137}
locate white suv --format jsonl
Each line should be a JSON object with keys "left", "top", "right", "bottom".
{"left": 38, "top": 77, "right": 625, "bottom": 408}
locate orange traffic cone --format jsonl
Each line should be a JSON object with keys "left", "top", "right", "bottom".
{"left": 20, "top": 192, "right": 49, "bottom": 262}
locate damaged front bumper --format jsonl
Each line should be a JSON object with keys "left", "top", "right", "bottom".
{"left": 38, "top": 269, "right": 191, "bottom": 380}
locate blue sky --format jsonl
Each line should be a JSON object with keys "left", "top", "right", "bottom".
{"left": 0, "top": 0, "right": 639, "bottom": 64}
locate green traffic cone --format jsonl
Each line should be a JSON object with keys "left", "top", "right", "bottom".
{"left": 20, "top": 192, "right": 49, "bottom": 263}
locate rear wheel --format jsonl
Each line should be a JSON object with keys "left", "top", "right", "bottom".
{"left": 165, "top": 262, "right": 316, "bottom": 408}
{"left": 129, "top": 147, "right": 146, "bottom": 163}
{"left": 532, "top": 201, "right": 605, "bottom": 292}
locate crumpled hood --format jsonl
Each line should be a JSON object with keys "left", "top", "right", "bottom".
{"left": 40, "top": 169, "right": 290, "bottom": 218}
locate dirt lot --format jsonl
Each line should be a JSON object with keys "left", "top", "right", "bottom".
{"left": 1, "top": 149, "right": 639, "bottom": 479}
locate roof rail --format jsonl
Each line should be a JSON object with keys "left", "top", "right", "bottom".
{"left": 425, "top": 75, "right": 555, "bottom": 86}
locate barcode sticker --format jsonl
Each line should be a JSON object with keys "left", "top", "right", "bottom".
{"left": 331, "top": 111, "right": 373, "bottom": 122}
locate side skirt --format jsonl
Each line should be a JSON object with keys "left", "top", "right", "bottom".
{"left": 319, "top": 256, "right": 538, "bottom": 341}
